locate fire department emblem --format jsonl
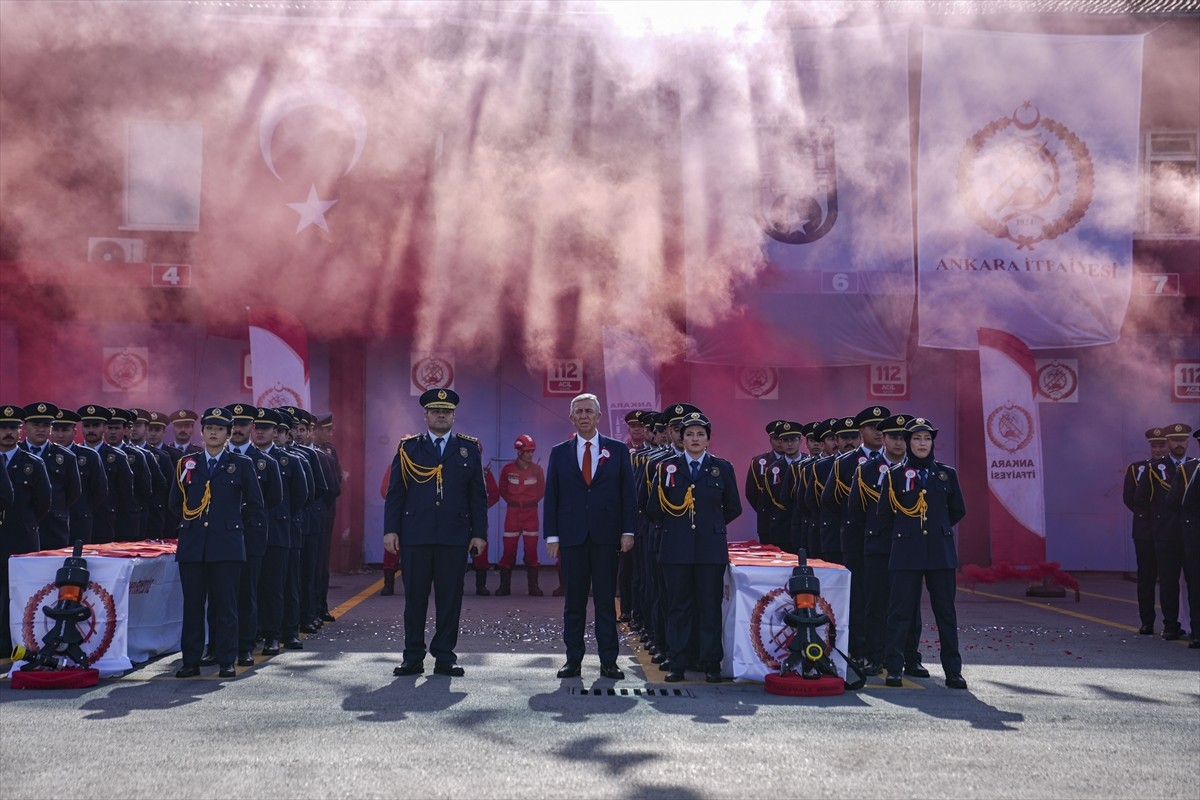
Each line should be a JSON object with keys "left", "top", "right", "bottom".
{"left": 749, "top": 587, "right": 836, "bottom": 670}
{"left": 411, "top": 355, "right": 454, "bottom": 393}
{"left": 758, "top": 118, "right": 838, "bottom": 245}
{"left": 957, "top": 102, "right": 1094, "bottom": 250}
{"left": 736, "top": 367, "right": 780, "bottom": 399}
{"left": 986, "top": 401, "right": 1036, "bottom": 454}
{"left": 256, "top": 383, "right": 303, "bottom": 410}
{"left": 1035, "top": 360, "right": 1078, "bottom": 402}
{"left": 22, "top": 580, "right": 117, "bottom": 664}
{"left": 103, "top": 348, "right": 149, "bottom": 391}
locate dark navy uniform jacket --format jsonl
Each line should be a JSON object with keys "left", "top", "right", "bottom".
{"left": 385, "top": 432, "right": 488, "bottom": 547}
{"left": 543, "top": 434, "right": 636, "bottom": 548}
{"left": 169, "top": 450, "right": 264, "bottom": 563}
{"left": 265, "top": 444, "right": 308, "bottom": 548}
{"left": 20, "top": 441, "right": 81, "bottom": 549}
{"left": 648, "top": 453, "right": 741, "bottom": 565}
{"left": 636, "top": 446, "right": 677, "bottom": 555}
{"left": 1, "top": 449, "right": 52, "bottom": 557}
{"left": 142, "top": 445, "right": 174, "bottom": 538}
{"left": 846, "top": 455, "right": 901, "bottom": 558}
{"left": 877, "top": 461, "right": 966, "bottom": 571}
{"left": 1166, "top": 459, "right": 1199, "bottom": 544}
{"left": 1137, "top": 457, "right": 1184, "bottom": 544}
{"left": 69, "top": 444, "right": 108, "bottom": 544}
{"left": 232, "top": 444, "right": 282, "bottom": 559}
{"left": 1122, "top": 459, "right": 1154, "bottom": 541}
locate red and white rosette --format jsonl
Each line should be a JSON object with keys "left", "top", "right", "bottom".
{"left": 664, "top": 463, "right": 677, "bottom": 488}
{"left": 904, "top": 468, "right": 917, "bottom": 493}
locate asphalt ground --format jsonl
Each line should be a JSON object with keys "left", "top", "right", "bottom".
{"left": 1, "top": 568, "right": 1197, "bottom": 800}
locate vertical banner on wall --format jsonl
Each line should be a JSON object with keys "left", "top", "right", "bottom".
{"left": 602, "top": 326, "right": 657, "bottom": 442}
{"left": 918, "top": 29, "right": 1143, "bottom": 350}
{"left": 979, "top": 328, "right": 1046, "bottom": 564}
{"left": 248, "top": 306, "right": 311, "bottom": 409}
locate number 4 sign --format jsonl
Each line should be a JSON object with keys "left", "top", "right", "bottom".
{"left": 868, "top": 362, "right": 909, "bottom": 400}
{"left": 151, "top": 263, "right": 191, "bottom": 288}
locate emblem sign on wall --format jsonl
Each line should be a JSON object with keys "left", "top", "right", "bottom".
{"left": 410, "top": 352, "right": 456, "bottom": 396}
{"left": 1034, "top": 359, "right": 1079, "bottom": 403}
{"left": 102, "top": 347, "right": 150, "bottom": 393}
{"left": 1172, "top": 361, "right": 1200, "bottom": 403}
{"left": 734, "top": 367, "right": 780, "bottom": 400}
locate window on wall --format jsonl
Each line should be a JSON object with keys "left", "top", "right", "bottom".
{"left": 123, "top": 121, "right": 203, "bottom": 232}
{"left": 1140, "top": 131, "right": 1200, "bottom": 238}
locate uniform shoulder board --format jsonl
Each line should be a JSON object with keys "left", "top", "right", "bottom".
{"left": 455, "top": 433, "right": 479, "bottom": 443}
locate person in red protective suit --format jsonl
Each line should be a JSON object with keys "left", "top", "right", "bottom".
{"left": 497, "top": 434, "right": 547, "bottom": 596}
{"left": 379, "top": 440, "right": 499, "bottom": 597}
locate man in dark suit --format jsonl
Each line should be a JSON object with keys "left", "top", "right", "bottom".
{"left": 745, "top": 420, "right": 786, "bottom": 546}
{"left": 20, "top": 402, "right": 81, "bottom": 550}
{"left": 1139, "top": 422, "right": 1193, "bottom": 641}
{"left": 0, "top": 404, "right": 52, "bottom": 655}
{"left": 130, "top": 408, "right": 173, "bottom": 539}
{"left": 255, "top": 408, "right": 308, "bottom": 656}
{"left": 169, "top": 407, "right": 264, "bottom": 678}
{"left": 51, "top": 408, "right": 107, "bottom": 545}
{"left": 146, "top": 411, "right": 182, "bottom": 537}
{"left": 544, "top": 392, "right": 637, "bottom": 680}
{"left": 384, "top": 388, "right": 487, "bottom": 678}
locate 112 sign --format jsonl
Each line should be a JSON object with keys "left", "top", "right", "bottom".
{"left": 868, "top": 362, "right": 909, "bottom": 400}
{"left": 545, "top": 359, "right": 584, "bottom": 397}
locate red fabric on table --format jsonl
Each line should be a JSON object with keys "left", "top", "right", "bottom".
{"left": 22, "top": 541, "right": 178, "bottom": 559}
{"left": 726, "top": 541, "right": 846, "bottom": 571}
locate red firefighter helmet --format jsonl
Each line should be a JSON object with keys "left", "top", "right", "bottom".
{"left": 514, "top": 434, "right": 536, "bottom": 452}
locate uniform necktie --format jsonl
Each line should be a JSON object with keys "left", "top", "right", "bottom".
{"left": 434, "top": 436, "right": 445, "bottom": 457}
{"left": 690, "top": 459, "right": 700, "bottom": 482}
{"left": 583, "top": 441, "right": 593, "bottom": 486}
{"left": 918, "top": 468, "right": 929, "bottom": 486}
{"left": 208, "top": 457, "right": 218, "bottom": 473}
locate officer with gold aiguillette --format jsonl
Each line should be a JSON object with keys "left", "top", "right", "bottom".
{"left": 384, "top": 388, "right": 487, "bottom": 678}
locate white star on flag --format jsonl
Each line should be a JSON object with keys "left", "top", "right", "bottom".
{"left": 286, "top": 184, "right": 338, "bottom": 233}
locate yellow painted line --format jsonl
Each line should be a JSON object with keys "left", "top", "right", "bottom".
{"left": 1078, "top": 589, "right": 1140, "bottom": 607}
{"left": 955, "top": 587, "right": 1190, "bottom": 642}
{"left": 329, "top": 578, "right": 385, "bottom": 619}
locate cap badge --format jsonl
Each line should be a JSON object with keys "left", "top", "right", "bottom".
{"left": 437, "top": 390, "right": 447, "bottom": 400}
{"left": 37, "top": 404, "right": 47, "bottom": 413}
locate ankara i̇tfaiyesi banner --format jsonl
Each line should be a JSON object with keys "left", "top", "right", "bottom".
{"left": 979, "top": 328, "right": 1047, "bottom": 565}
{"left": 918, "top": 29, "right": 1143, "bottom": 350}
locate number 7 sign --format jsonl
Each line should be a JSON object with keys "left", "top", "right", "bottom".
{"left": 868, "top": 362, "right": 909, "bottom": 400}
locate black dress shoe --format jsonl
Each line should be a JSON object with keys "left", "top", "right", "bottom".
{"left": 261, "top": 640, "right": 281, "bottom": 656}
{"left": 658, "top": 661, "right": 671, "bottom": 672}
{"left": 175, "top": 665, "right": 200, "bottom": 678}
{"left": 300, "top": 623, "right": 318, "bottom": 634}
{"left": 433, "top": 663, "right": 465, "bottom": 677}
{"left": 860, "top": 660, "right": 883, "bottom": 677}
{"left": 237, "top": 652, "right": 255, "bottom": 667}
{"left": 320, "top": 613, "right": 336, "bottom": 623}
{"left": 1189, "top": 639, "right": 1200, "bottom": 649}
{"left": 218, "top": 665, "right": 237, "bottom": 678}
{"left": 199, "top": 648, "right": 218, "bottom": 667}
{"left": 617, "top": 613, "right": 631, "bottom": 623}
{"left": 651, "top": 653, "right": 667, "bottom": 665}
{"left": 705, "top": 669, "right": 723, "bottom": 683}
{"left": 556, "top": 661, "right": 582, "bottom": 678}
{"left": 393, "top": 660, "right": 424, "bottom": 676}
{"left": 599, "top": 662, "right": 625, "bottom": 680}
{"left": 885, "top": 672, "right": 903, "bottom": 687}
{"left": 904, "top": 662, "right": 931, "bottom": 678}
{"left": 1163, "top": 627, "right": 1183, "bottom": 641}
{"left": 945, "top": 674, "right": 968, "bottom": 689}
{"left": 1138, "top": 624, "right": 1154, "bottom": 635}
{"left": 283, "top": 637, "right": 304, "bottom": 650}
{"left": 664, "top": 670, "right": 685, "bottom": 682}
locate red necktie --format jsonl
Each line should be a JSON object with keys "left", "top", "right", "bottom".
{"left": 583, "top": 441, "right": 592, "bottom": 486}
